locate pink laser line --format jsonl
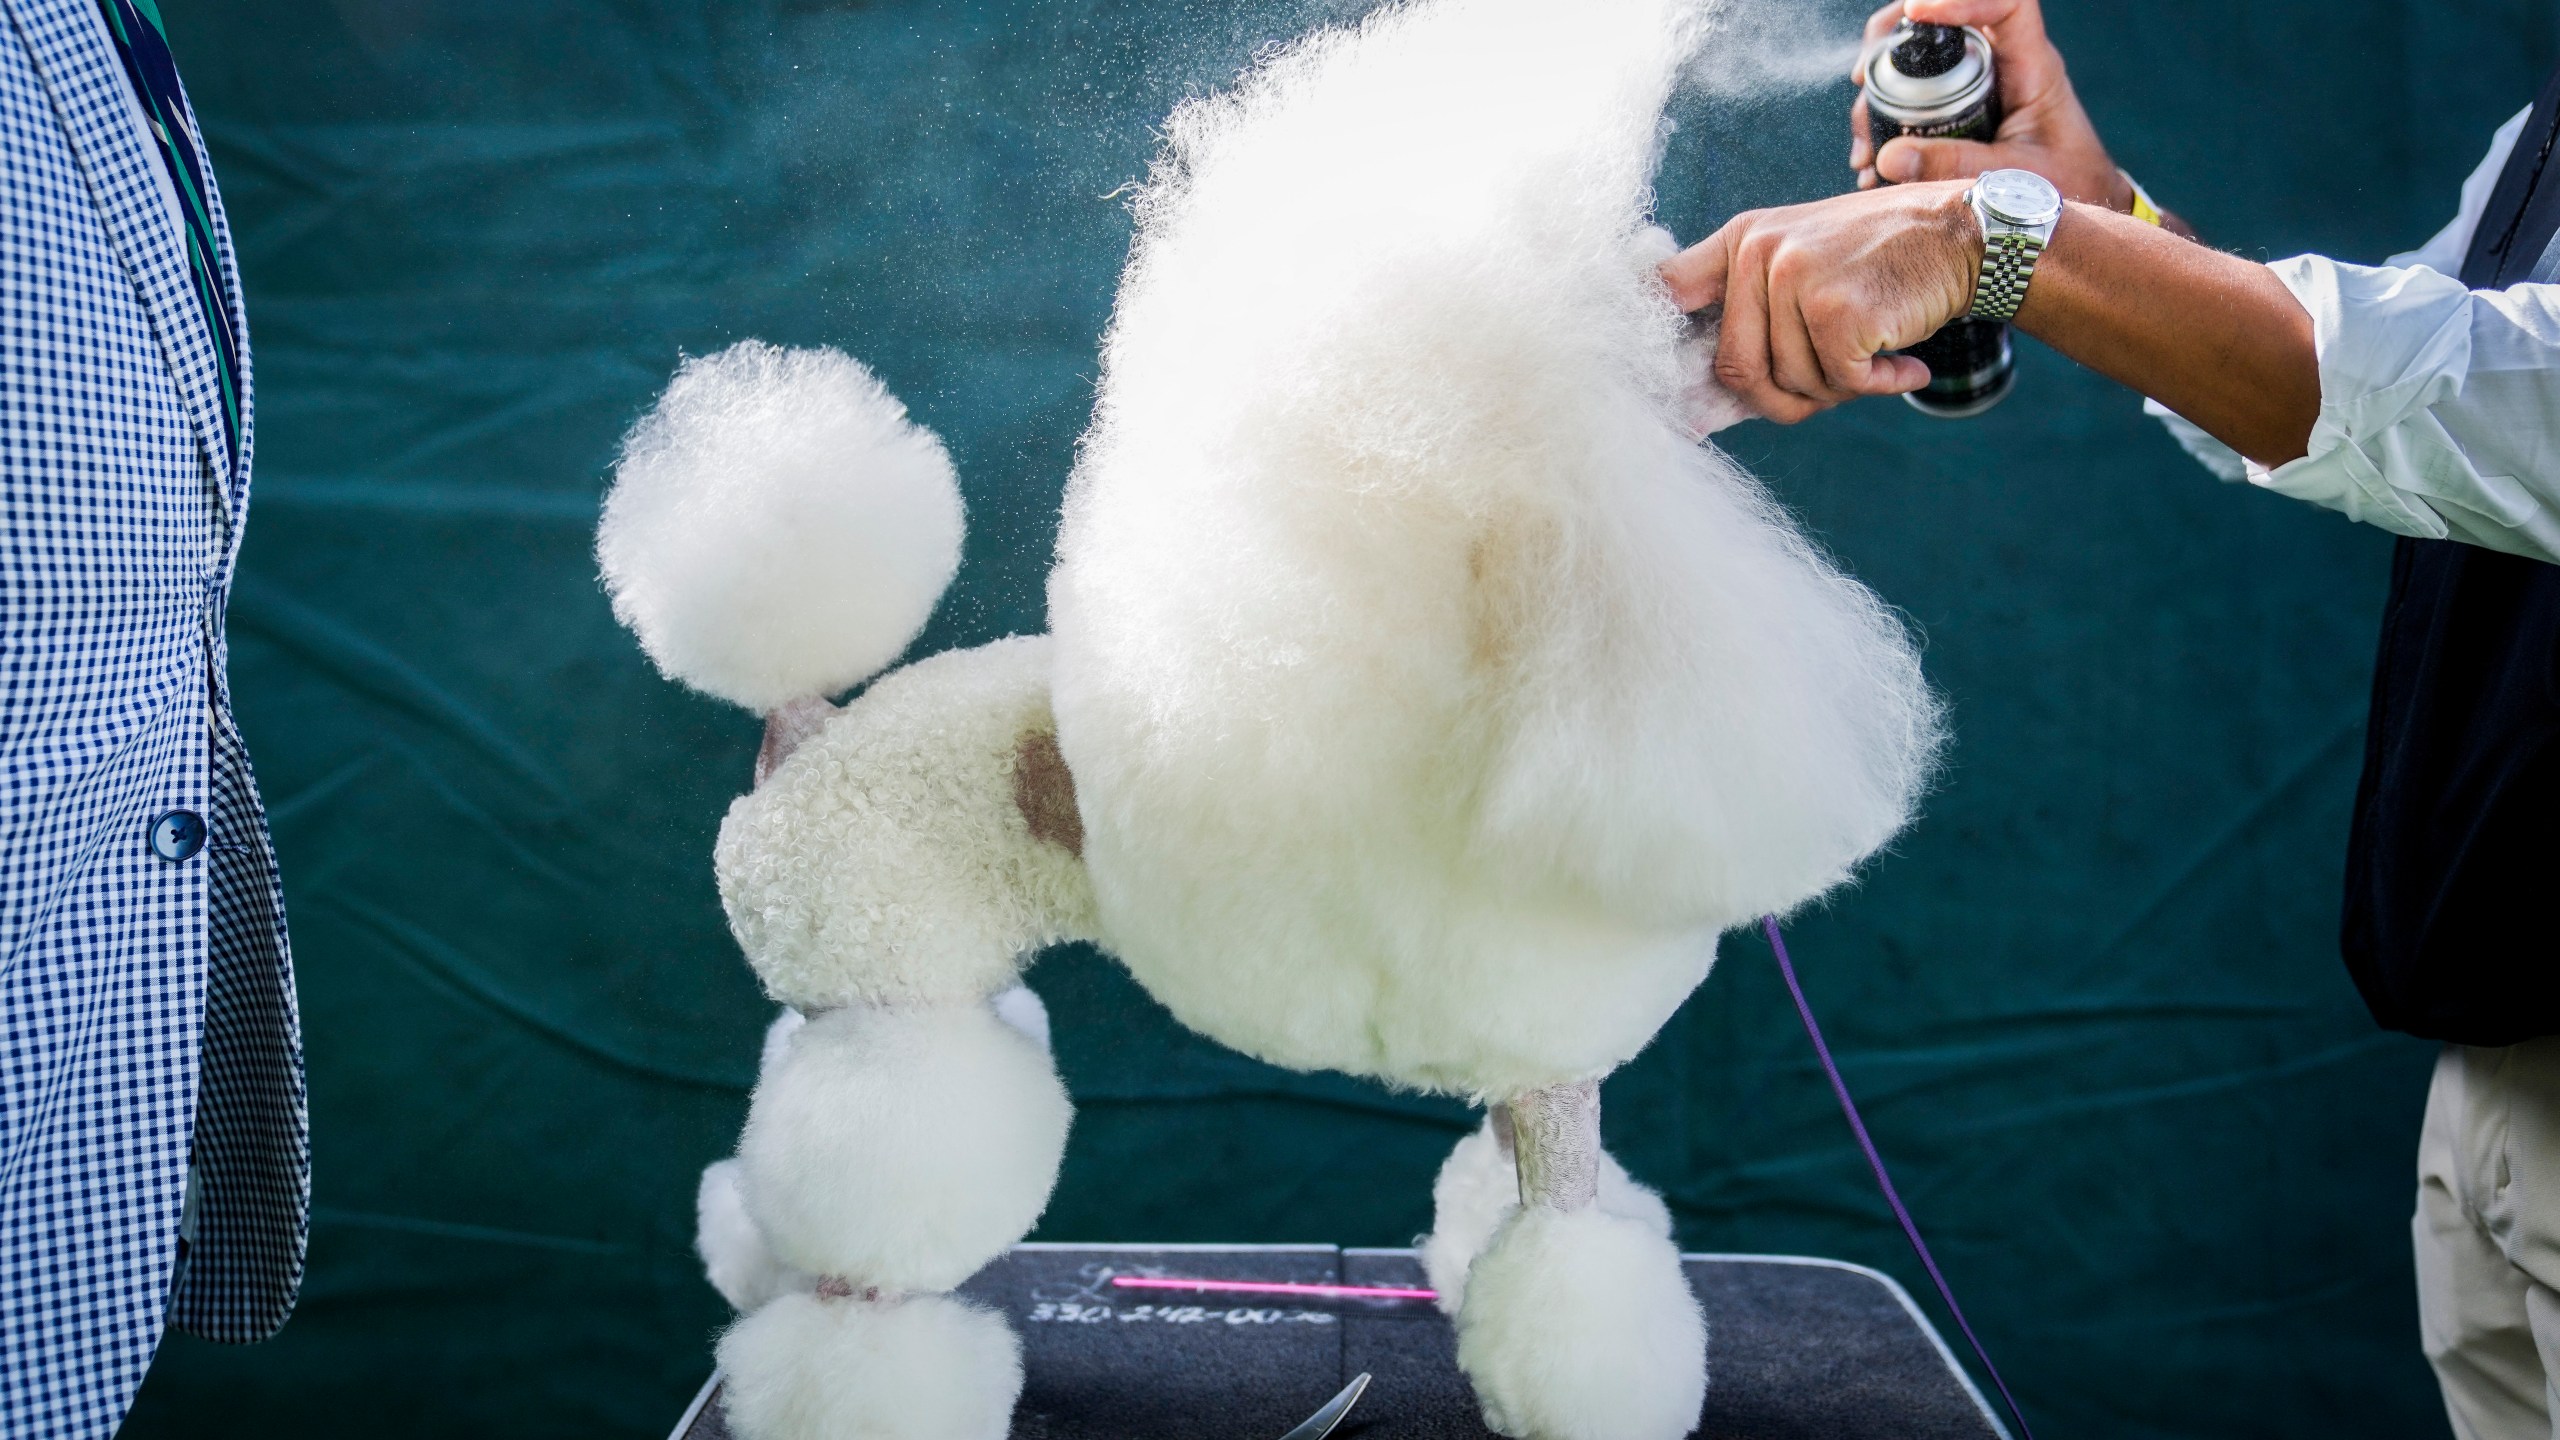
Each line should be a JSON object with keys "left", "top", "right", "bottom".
{"left": 1108, "top": 1275, "right": 1438, "bottom": 1302}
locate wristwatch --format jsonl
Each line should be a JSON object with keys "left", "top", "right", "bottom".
{"left": 1964, "top": 168, "right": 2063, "bottom": 322}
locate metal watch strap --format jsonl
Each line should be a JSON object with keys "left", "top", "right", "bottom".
{"left": 1968, "top": 230, "right": 2043, "bottom": 322}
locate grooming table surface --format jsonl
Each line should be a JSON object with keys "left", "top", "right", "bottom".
{"left": 671, "top": 1245, "right": 2007, "bottom": 1440}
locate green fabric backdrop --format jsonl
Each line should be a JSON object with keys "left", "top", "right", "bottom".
{"left": 114, "top": 2, "right": 2553, "bottom": 1435}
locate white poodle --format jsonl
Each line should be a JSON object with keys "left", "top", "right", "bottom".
{"left": 597, "top": 1, "right": 1942, "bottom": 1437}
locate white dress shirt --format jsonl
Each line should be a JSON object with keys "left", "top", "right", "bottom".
{"left": 2148, "top": 105, "right": 2560, "bottom": 565}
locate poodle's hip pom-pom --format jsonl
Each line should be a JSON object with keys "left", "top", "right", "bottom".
{"left": 716, "top": 1291, "right": 1023, "bottom": 1440}
{"left": 596, "top": 340, "right": 964, "bottom": 712}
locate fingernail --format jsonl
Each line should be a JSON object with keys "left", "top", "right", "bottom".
{"left": 1879, "top": 148, "right": 1918, "bottom": 182}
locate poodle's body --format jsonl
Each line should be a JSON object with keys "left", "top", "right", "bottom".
{"left": 599, "top": 2, "right": 1941, "bottom": 1436}
{"left": 1052, "top": 0, "right": 1930, "bottom": 1099}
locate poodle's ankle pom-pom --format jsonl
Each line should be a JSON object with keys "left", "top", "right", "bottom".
{"left": 697, "top": 1157, "right": 811, "bottom": 1313}
{"left": 597, "top": 341, "right": 964, "bottom": 712}
{"left": 716, "top": 1291, "right": 1023, "bottom": 1440}
{"left": 1599, "top": 1157, "right": 1674, "bottom": 1239}
{"left": 1421, "top": 1119, "right": 1677, "bottom": 1317}
{"left": 738, "top": 1003, "right": 1071, "bottom": 1292}
{"left": 1456, "top": 1207, "right": 1706, "bottom": 1440}
{"left": 1420, "top": 1119, "right": 1516, "bottom": 1316}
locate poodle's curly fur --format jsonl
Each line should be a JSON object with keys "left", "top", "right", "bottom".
{"left": 1049, "top": 0, "right": 1939, "bottom": 1098}
{"left": 716, "top": 635, "right": 1098, "bottom": 1014}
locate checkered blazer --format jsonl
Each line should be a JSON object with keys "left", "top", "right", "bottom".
{"left": 0, "top": 1, "right": 304, "bottom": 1436}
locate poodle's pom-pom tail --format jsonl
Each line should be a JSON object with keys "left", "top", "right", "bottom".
{"left": 717, "top": 1291, "right": 1023, "bottom": 1440}
{"left": 1456, "top": 1206, "right": 1706, "bottom": 1440}
{"left": 597, "top": 340, "right": 965, "bottom": 712}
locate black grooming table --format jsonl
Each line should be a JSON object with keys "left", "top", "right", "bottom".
{"left": 670, "top": 1245, "right": 2008, "bottom": 1440}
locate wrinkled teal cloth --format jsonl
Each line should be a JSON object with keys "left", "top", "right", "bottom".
{"left": 117, "top": 2, "right": 2554, "bottom": 1436}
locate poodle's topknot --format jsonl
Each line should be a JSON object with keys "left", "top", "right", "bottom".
{"left": 597, "top": 340, "right": 965, "bottom": 712}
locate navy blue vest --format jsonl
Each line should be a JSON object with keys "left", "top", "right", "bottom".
{"left": 2340, "top": 66, "right": 2560, "bottom": 1045}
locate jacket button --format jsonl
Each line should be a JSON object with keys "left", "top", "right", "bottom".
{"left": 150, "top": 810, "right": 207, "bottom": 862}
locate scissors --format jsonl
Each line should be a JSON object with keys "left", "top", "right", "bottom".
{"left": 1278, "top": 1373, "right": 1370, "bottom": 1440}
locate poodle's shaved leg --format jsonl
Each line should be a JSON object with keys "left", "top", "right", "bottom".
{"left": 1504, "top": 1080, "right": 1600, "bottom": 1214}
{"left": 755, "top": 695, "right": 840, "bottom": 786}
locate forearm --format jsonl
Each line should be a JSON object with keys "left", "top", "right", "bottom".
{"left": 2012, "top": 202, "right": 2317, "bottom": 466}
{"left": 2091, "top": 169, "right": 2198, "bottom": 240}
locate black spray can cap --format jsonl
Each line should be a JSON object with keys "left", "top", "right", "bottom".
{"left": 1862, "top": 22, "right": 1997, "bottom": 140}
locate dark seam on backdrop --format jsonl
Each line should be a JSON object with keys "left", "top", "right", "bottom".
{"left": 325, "top": 890, "right": 749, "bottom": 1091}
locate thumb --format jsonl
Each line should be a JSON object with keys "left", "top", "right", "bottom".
{"left": 1657, "top": 228, "right": 1733, "bottom": 314}
{"left": 1875, "top": 135, "right": 1999, "bottom": 184}
{"left": 1843, "top": 350, "right": 1933, "bottom": 396}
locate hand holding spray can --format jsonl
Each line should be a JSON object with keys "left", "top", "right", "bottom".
{"left": 1862, "top": 21, "right": 2011, "bottom": 417}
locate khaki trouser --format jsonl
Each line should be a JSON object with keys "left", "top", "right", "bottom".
{"left": 2419, "top": 1040, "right": 2560, "bottom": 1439}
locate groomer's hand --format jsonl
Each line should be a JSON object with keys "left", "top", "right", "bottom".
{"left": 1849, "top": 0, "right": 2127, "bottom": 209}
{"left": 1661, "top": 182, "right": 1980, "bottom": 424}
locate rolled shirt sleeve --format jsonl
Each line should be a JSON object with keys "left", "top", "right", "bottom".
{"left": 2143, "top": 104, "right": 2560, "bottom": 562}
{"left": 2245, "top": 258, "right": 2560, "bottom": 564}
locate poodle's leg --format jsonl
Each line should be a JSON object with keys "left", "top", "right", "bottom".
{"left": 755, "top": 695, "right": 840, "bottom": 786}
{"left": 1455, "top": 1080, "right": 1706, "bottom": 1440}
{"left": 1507, "top": 1081, "right": 1601, "bottom": 1212}
{"left": 1421, "top": 1088, "right": 1673, "bottom": 1316}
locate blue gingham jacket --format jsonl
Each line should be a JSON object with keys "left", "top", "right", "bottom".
{"left": 0, "top": 2, "right": 305, "bottom": 1436}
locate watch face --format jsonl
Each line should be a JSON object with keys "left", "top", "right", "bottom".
{"left": 1977, "top": 168, "right": 2062, "bottom": 226}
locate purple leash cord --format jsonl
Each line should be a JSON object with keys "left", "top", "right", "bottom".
{"left": 1759, "top": 916, "right": 2037, "bottom": 1440}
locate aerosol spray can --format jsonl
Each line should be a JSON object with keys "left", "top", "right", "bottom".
{"left": 1862, "top": 21, "right": 2010, "bottom": 417}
